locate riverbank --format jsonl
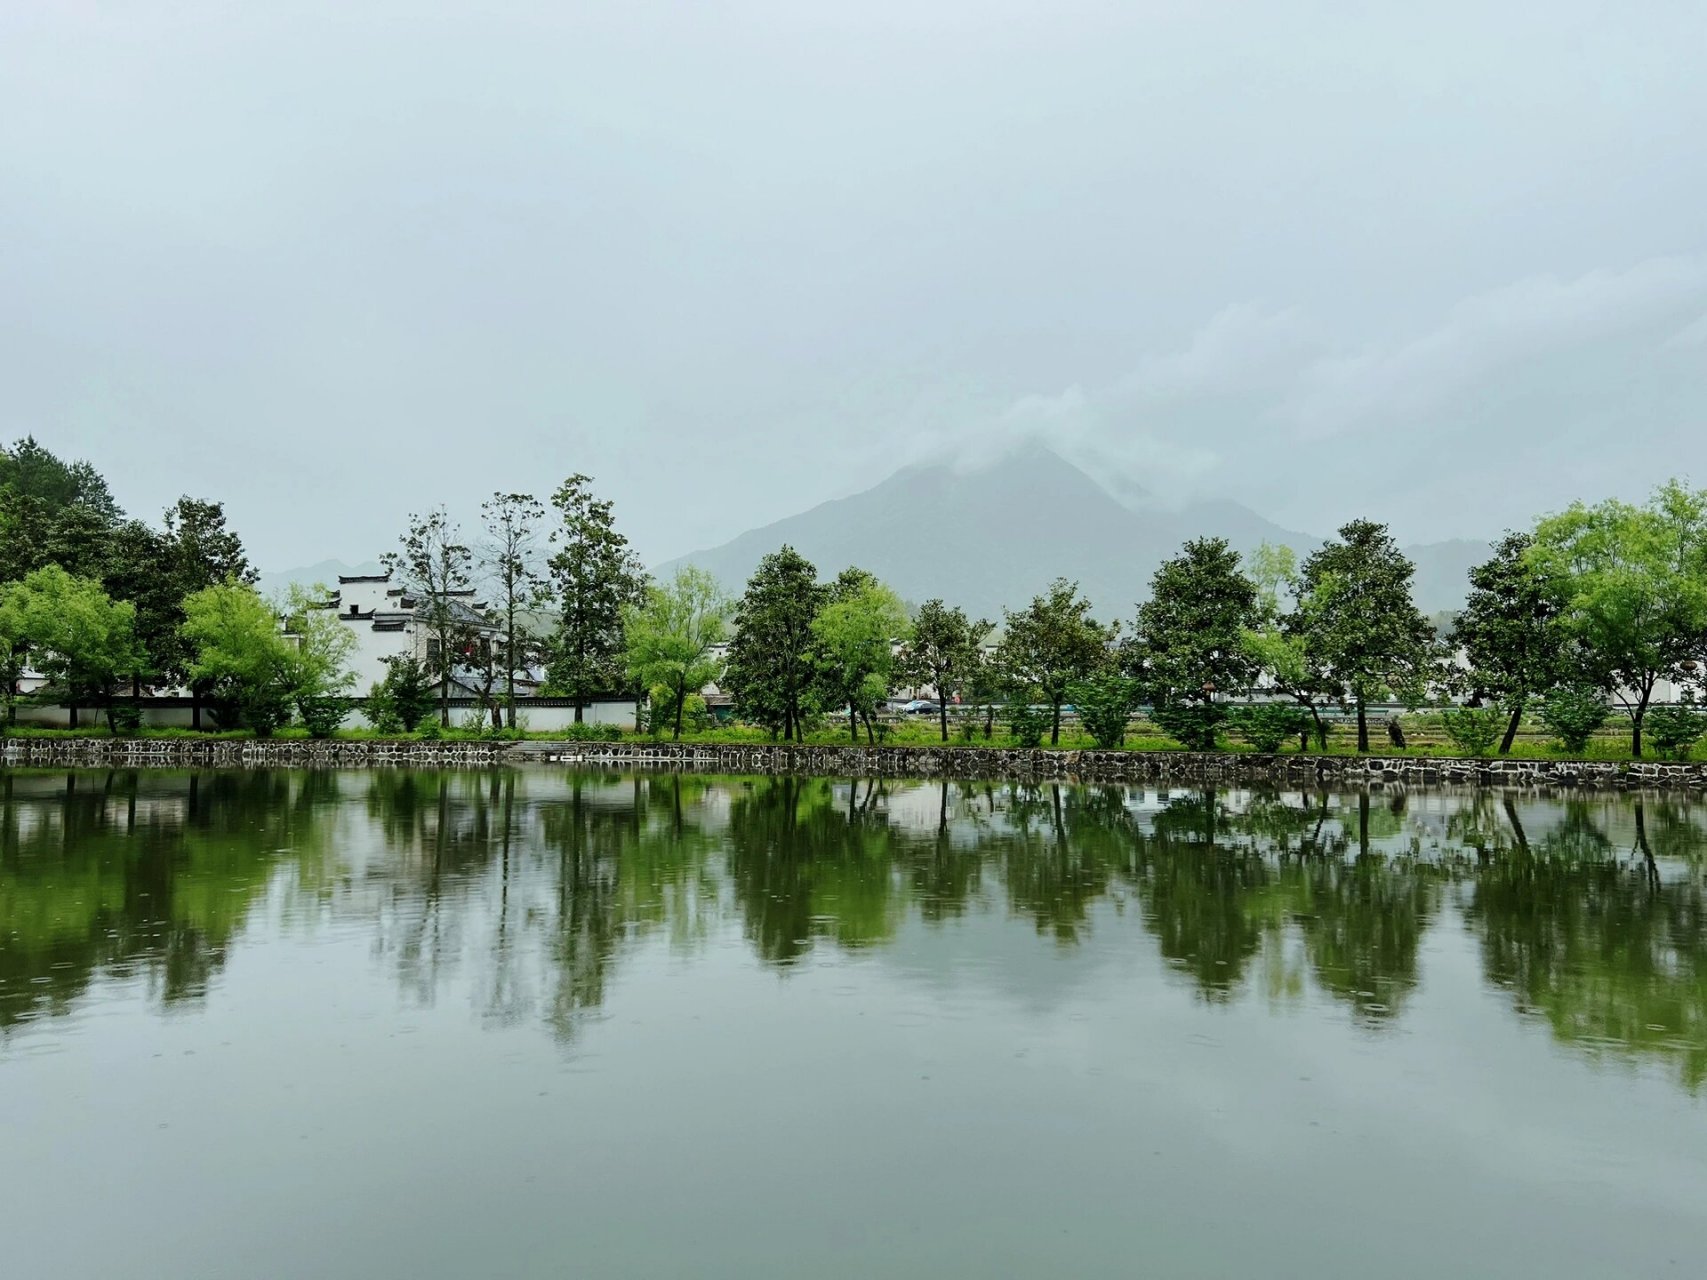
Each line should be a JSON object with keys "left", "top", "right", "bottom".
{"left": 9, "top": 734, "right": 1707, "bottom": 789}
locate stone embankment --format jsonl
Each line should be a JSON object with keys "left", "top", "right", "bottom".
{"left": 1, "top": 737, "right": 511, "bottom": 769}
{"left": 513, "top": 740, "right": 1707, "bottom": 790}
{"left": 7, "top": 736, "right": 1707, "bottom": 790}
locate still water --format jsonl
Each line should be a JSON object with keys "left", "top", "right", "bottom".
{"left": 2, "top": 768, "right": 1705, "bottom": 1278}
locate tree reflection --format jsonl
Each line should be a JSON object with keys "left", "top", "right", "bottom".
{"left": 1466, "top": 797, "right": 1707, "bottom": 1089}
{"left": 5, "top": 769, "right": 1706, "bottom": 1091}
{"left": 0, "top": 769, "right": 335, "bottom": 1030}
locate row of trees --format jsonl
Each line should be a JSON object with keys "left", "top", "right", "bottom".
{"left": 712, "top": 480, "right": 1707, "bottom": 757}
{"left": 10, "top": 433, "right": 1707, "bottom": 755}
{"left": 2, "top": 437, "right": 257, "bottom": 727}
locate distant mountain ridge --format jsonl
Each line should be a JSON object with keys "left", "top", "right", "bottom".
{"left": 657, "top": 445, "right": 1486, "bottom": 618}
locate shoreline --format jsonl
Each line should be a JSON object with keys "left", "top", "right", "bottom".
{"left": 5, "top": 735, "right": 1707, "bottom": 790}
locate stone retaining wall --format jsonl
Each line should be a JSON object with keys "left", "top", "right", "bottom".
{"left": 0, "top": 737, "right": 511, "bottom": 769}
{"left": 520, "top": 741, "right": 1707, "bottom": 790}
{"left": 7, "top": 736, "right": 1707, "bottom": 790}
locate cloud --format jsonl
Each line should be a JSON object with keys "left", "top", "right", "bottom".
{"left": 1288, "top": 254, "right": 1707, "bottom": 439}
{"left": 1122, "top": 302, "right": 1323, "bottom": 400}
{"left": 1664, "top": 311, "right": 1707, "bottom": 350}
{"left": 888, "top": 252, "right": 1707, "bottom": 521}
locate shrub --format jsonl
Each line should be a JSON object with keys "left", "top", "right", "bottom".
{"left": 1441, "top": 704, "right": 1505, "bottom": 757}
{"left": 367, "top": 655, "right": 435, "bottom": 734}
{"left": 108, "top": 703, "right": 143, "bottom": 735}
{"left": 297, "top": 696, "right": 348, "bottom": 739}
{"left": 563, "top": 721, "right": 623, "bottom": 742}
{"left": 1007, "top": 704, "right": 1047, "bottom": 748}
{"left": 1540, "top": 685, "right": 1609, "bottom": 753}
{"left": 1150, "top": 700, "right": 1228, "bottom": 751}
{"left": 1645, "top": 702, "right": 1707, "bottom": 760}
{"left": 1232, "top": 703, "right": 1308, "bottom": 753}
{"left": 1070, "top": 674, "right": 1136, "bottom": 748}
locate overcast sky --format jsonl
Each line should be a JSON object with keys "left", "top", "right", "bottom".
{"left": 4, "top": 1, "right": 1704, "bottom": 570}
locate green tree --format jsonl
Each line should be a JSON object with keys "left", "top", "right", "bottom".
{"left": 813, "top": 568, "right": 911, "bottom": 743}
{"left": 479, "top": 492, "right": 547, "bottom": 729}
{"left": 1, "top": 437, "right": 124, "bottom": 584}
{"left": 367, "top": 654, "right": 437, "bottom": 734}
{"left": 1293, "top": 520, "right": 1435, "bottom": 752}
{"left": 546, "top": 475, "right": 645, "bottom": 723}
{"left": 1645, "top": 701, "right": 1707, "bottom": 761}
{"left": 382, "top": 507, "right": 475, "bottom": 729}
{"left": 1538, "top": 683, "right": 1610, "bottom": 753}
{"left": 901, "top": 600, "right": 992, "bottom": 742}
{"left": 2, "top": 566, "right": 145, "bottom": 729}
{"left": 1070, "top": 670, "right": 1138, "bottom": 748}
{"left": 1529, "top": 482, "right": 1707, "bottom": 756}
{"left": 1240, "top": 544, "right": 1335, "bottom": 750}
{"left": 102, "top": 498, "right": 254, "bottom": 723}
{"left": 1129, "top": 537, "right": 1260, "bottom": 750}
{"left": 623, "top": 566, "right": 731, "bottom": 741}
{"left": 998, "top": 579, "right": 1115, "bottom": 746}
{"left": 1450, "top": 532, "right": 1566, "bottom": 754}
{"left": 724, "top": 546, "right": 827, "bottom": 741}
{"left": 180, "top": 580, "right": 296, "bottom": 735}
{"left": 281, "top": 584, "right": 358, "bottom": 736}
{"left": 0, "top": 589, "right": 23, "bottom": 727}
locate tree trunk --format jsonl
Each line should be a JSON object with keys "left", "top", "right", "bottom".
{"left": 672, "top": 677, "right": 686, "bottom": 741}
{"left": 984, "top": 704, "right": 994, "bottom": 739}
{"left": 1309, "top": 704, "right": 1327, "bottom": 750}
{"left": 1498, "top": 698, "right": 1524, "bottom": 755}
{"left": 939, "top": 694, "right": 949, "bottom": 743}
{"left": 574, "top": 698, "right": 585, "bottom": 724}
{"left": 1355, "top": 697, "right": 1368, "bottom": 753}
{"left": 1050, "top": 700, "right": 1061, "bottom": 746}
{"left": 1631, "top": 683, "right": 1652, "bottom": 756}
{"left": 68, "top": 701, "right": 78, "bottom": 729}
{"left": 849, "top": 704, "right": 858, "bottom": 743}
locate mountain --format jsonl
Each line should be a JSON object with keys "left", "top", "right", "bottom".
{"left": 255, "top": 558, "right": 383, "bottom": 599}
{"left": 658, "top": 446, "right": 1486, "bottom": 618}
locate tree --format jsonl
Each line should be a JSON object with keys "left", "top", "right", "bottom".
{"left": 813, "top": 568, "right": 910, "bottom": 743}
{"left": 1528, "top": 482, "right": 1707, "bottom": 756}
{"left": 367, "top": 654, "right": 437, "bottom": 734}
{"left": 479, "top": 492, "right": 547, "bottom": 729}
{"left": 1293, "top": 520, "right": 1436, "bottom": 752}
{"left": 0, "top": 438, "right": 123, "bottom": 585}
{"left": 901, "top": 600, "right": 992, "bottom": 742}
{"left": 546, "top": 475, "right": 645, "bottom": 723}
{"left": 383, "top": 507, "right": 475, "bottom": 728}
{"left": 724, "top": 546, "right": 827, "bottom": 741}
{"left": 280, "top": 585, "right": 358, "bottom": 737}
{"left": 623, "top": 566, "right": 731, "bottom": 741}
{"left": 1128, "top": 537, "right": 1260, "bottom": 750}
{"left": 180, "top": 581, "right": 295, "bottom": 735}
{"left": 1450, "top": 533, "right": 1566, "bottom": 754}
{"left": 102, "top": 497, "right": 254, "bottom": 722}
{"left": 1240, "top": 544, "right": 1336, "bottom": 750}
{"left": 0, "top": 436, "right": 120, "bottom": 519}
{"left": 997, "top": 579, "right": 1115, "bottom": 746}
{"left": 2, "top": 566, "right": 144, "bottom": 729}
{"left": 0, "top": 585, "right": 30, "bottom": 726}
{"left": 1071, "top": 670, "right": 1139, "bottom": 748}
{"left": 1538, "top": 684, "right": 1610, "bottom": 754}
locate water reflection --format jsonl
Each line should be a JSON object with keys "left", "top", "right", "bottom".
{"left": 3, "top": 769, "right": 1705, "bottom": 1091}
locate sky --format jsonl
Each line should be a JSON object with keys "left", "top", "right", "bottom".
{"left": 3, "top": 1, "right": 1704, "bottom": 572}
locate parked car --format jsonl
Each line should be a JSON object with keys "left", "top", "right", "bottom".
{"left": 900, "top": 700, "right": 941, "bottom": 716}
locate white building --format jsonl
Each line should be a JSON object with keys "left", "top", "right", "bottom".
{"left": 317, "top": 572, "right": 537, "bottom": 696}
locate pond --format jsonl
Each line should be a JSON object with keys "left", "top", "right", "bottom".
{"left": 2, "top": 769, "right": 1705, "bottom": 1278}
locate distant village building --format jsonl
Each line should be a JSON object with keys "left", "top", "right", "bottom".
{"left": 319, "top": 572, "right": 524, "bottom": 696}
